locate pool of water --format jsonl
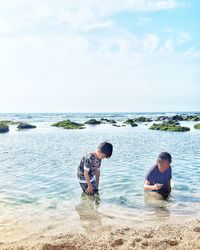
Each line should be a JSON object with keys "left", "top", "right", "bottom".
{"left": 0, "top": 112, "right": 200, "bottom": 237}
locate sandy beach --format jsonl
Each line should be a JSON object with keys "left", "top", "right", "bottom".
{"left": 1, "top": 212, "right": 200, "bottom": 250}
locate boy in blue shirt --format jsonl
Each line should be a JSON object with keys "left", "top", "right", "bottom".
{"left": 77, "top": 142, "right": 113, "bottom": 195}
{"left": 144, "top": 152, "right": 172, "bottom": 198}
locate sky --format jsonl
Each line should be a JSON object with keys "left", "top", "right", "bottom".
{"left": 0, "top": 0, "right": 199, "bottom": 113}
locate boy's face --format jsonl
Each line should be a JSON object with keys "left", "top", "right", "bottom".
{"left": 157, "top": 159, "right": 170, "bottom": 169}
{"left": 97, "top": 150, "right": 107, "bottom": 159}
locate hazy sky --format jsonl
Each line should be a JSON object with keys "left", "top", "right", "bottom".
{"left": 0, "top": 0, "right": 199, "bottom": 112}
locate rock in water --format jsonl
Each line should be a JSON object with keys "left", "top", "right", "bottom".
{"left": 17, "top": 123, "right": 36, "bottom": 129}
{"left": 194, "top": 123, "right": 200, "bottom": 129}
{"left": 100, "top": 118, "right": 117, "bottom": 124}
{"left": 85, "top": 119, "right": 101, "bottom": 125}
{"left": 149, "top": 122, "right": 190, "bottom": 132}
{"left": 133, "top": 116, "right": 152, "bottom": 122}
{"left": 52, "top": 120, "right": 85, "bottom": 129}
{"left": 0, "top": 123, "right": 9, "bottom": 133}
{"left": 123, "top": 119, "right": 138, "bottom": 127}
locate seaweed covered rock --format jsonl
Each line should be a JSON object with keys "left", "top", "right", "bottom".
{"left": 123, "top": 119, "right": 138, "bottom": 127}
{"left": 0, "top": 122, "right": 9, "bottom": 133}
{"left": 100, "top": 118, "right": 117, "bottom": 124}
{"left": 17, "top": 123, "right": 37, "bottom": 129}
{"left": 0, "top": 120, "right": 20, "bottom": 125}
{"left": 149, "top": 122, "right": 190, "bottom": 132}
{"left": 85, "top": 119, "right": 101, "bottom": 125}
{"left": 133, "top": 116, "right": 152, "bottom": 122}
{"left": 194, "top": 123, "right": 200, "bottom": 129}
{"left": 52, "top": 120, "right": 84, "bottom": 129}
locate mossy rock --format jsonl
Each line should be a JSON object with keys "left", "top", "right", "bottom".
{"left": 149, "top": 122, "right": 190, "bottom": 132}
{"left": 100, "top": 118, "right": 117, "bottom": 124}
{"left": 17, "top": 123, "right": 37, "bottom": 129}
{"left": 85, "top": 119, "right": 101, "bottom": 125}
{"left": 123, "top": 119, "right": 138, "bottom": 127}
{"left": 123, "top": 119, "right": 134, "bottom": 124}
{"left": 194, "top": 123, "right": 200, "bottom": 129}
{"left": 52, "top": 120, "right": 85, "bottom": 129}
{"left": 133, "top": 116, "right": 152, "bottom": 122}
{"left": 0, "top": 122, "right": 9, "bottom": 133}
{"left": 0, "top": 120, "right": 20, "bottom": 125}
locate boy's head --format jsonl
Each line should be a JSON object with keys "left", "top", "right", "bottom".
{"left": 96, "top": 142, "right": 113, "bottom": 159}
{"left": 156, "top": 152, "right": 172, "bottom": 168}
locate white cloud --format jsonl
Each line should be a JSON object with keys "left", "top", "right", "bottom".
{"left": 0, "top": 0, "right": 187, "bottom": 34}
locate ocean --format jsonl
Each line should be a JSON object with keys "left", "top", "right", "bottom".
{"left": 0, "top": 112, "right": 200, "bottom": 241}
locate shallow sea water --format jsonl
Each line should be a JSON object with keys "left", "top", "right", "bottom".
{"left": 0, "top": 112, "right": 200, "bottom": 241}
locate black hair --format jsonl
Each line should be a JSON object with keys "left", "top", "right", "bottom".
{"left": 158, "top": 152, "right": 172, "bottom": 163}
{"left": 98, "top": 142, "right": 113, "bottom": 158}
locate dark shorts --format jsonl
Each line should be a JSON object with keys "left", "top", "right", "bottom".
{"left": 79, "top": 180, "right": 98, "bottom": 194}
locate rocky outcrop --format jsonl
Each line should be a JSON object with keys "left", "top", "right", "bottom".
{"left": 85, "top": 119, "right": 101, "bottom": 125}
{"left": 133, "top": 116, "right": 152, "bottom": 122}
{"left": 149, "top": 122, "right": 190, "bottom": 132}
{"left": 52, "top": 120, "right": 85, "bottom": 129}
{"left": 123, "top": 119, "right": 138, "bottom": 127}
{"left": 0, "top": 122, "right": 9, "bottom": 133}
{"left": 100, "top": 118, "right": 117, "bottom": 124}
{"left": 17, "top": 123, "right": 37, "bottom": 129}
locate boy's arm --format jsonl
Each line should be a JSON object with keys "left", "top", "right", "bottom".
{"left": 84, "top": 170, "right": 94, "bottom": 194}
{"left": 95, "top": 169, "right": 100, "bottom": 189}
{"left": 144, "top": 180, "right": 161, "bottom": 191}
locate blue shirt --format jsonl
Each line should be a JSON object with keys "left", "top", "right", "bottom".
{"left": 146, "top": 164, "right": 172, "bottom": 194}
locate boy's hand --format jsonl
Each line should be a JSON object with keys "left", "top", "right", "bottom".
{"left": 153, "top": 183, "right": 162, "bottom": 190}
{"left": 87, "top": 184, "right": 94, "bottom": 194}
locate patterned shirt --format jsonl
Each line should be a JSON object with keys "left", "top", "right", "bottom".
{"left": 77, "top": 153, "right": 101, "bottom": 183}
{"left": 146, "top": 164, "right": 172, "bottom": 194}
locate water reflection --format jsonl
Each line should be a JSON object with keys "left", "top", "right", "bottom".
{"left": 75, "top": 193, "right": 102, "bottom": 233}
{"left": 144, "top": 192, "right": 172, "bottom": 219}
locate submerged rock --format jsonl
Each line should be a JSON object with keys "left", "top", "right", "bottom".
{"left": 0, "top": 122, "right": 9, "bottom": 133}
{"left": 194, "top": 123, "right": 200, "bottom": 129}
{"left": 17, "top": 123, "right": 37, "bottom": 129}
{"left": 149, "top": 122, "right": 190, "bottom": 132}
{"left": 52, "top": 120, "right": 85, "bottom": 129}
{"left": 85, "top": 119, "right": 101, "bottom": 125}
{"left": 112, "top": 124, "right": 121, "bottom": 127}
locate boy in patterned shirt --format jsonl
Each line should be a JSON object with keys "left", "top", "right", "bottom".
{"left": 77, "top": 142, "right": 113, "bottom": 195}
